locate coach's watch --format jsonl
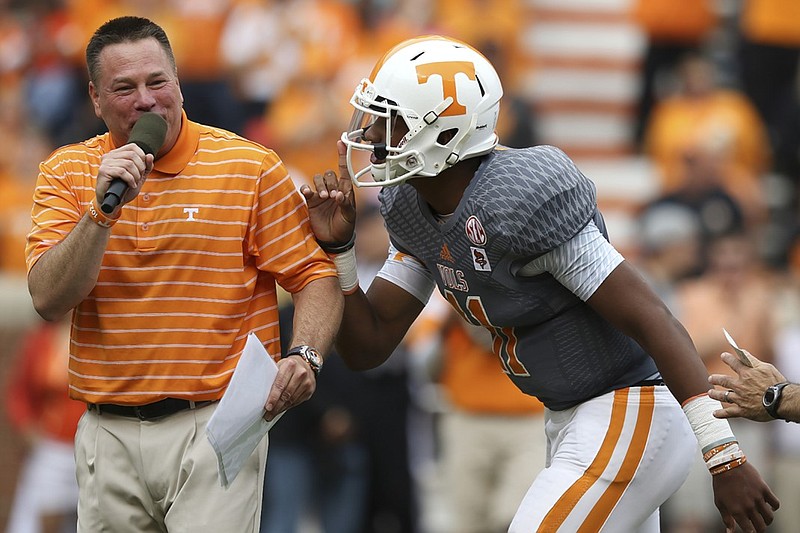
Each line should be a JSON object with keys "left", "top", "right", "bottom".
{"left": 283, "top": 345, "right": 323, "bottom": 377}
{"left": 763, "top": 381, "right": 790, "bottom": 420}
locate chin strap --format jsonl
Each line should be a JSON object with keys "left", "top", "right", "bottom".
{"left": 444, "top": 114, "right": 477, "bottom": 168}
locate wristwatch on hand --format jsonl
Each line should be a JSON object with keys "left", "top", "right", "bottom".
{"left": 763, "top": 381, "right": 790, "bottom": 420}
{"left": 283, "top": 345, "right": 323, "bottom": 377}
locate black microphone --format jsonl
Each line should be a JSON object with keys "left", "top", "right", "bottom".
{"left": 100, "top": 112, "right": 168, "bottom": 214}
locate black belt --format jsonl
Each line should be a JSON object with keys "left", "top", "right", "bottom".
{"left": 633, "top": 378, "right": 666, "bottom": 387}
{"left": 87, "top": 398, "right": 214, "bottom": 421}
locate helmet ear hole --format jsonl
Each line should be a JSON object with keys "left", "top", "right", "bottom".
{"left": 437, "top": 128, "right": 458, "bottom": 146}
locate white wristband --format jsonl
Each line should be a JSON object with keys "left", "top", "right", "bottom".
{"left": 706, "top": 446, "right": 743, "bottom": 469}
{"left": 682, "top": 394, "right": 736, "bottom": 455}
{"left": 332, "top": 247, "right": 359, "bottom": 294}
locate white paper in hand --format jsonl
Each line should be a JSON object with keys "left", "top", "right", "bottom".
{"left": 722, "top": 328, "right": 754, "bottom": 368}
{"left": 206, "top": 332, "right": 284, "bottom": 487}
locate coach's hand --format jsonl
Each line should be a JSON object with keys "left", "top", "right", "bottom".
{"left": 712, "top": 461, "right": 779, "bottom": 533}
{"left": 301, "top": 140, "right": 357, "bottom": 246}
{"left": 96, "top": 143, "right": 154, "bottom": 210}
{"left": 709, "top": 351, "right": 787, "bottom": 422}
{"left": 263, "top": 355, "right": 317, "bottom": 421}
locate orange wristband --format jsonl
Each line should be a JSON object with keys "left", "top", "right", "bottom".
{"left": 87, "top": 198, "right": 120, "bottom": 228}
{"left": 710, "top": 456, "right": 747, "bottom": 476}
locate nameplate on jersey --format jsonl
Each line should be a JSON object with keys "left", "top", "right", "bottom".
{"left": 436, "top": 264, "right": 469, "bottom": 292}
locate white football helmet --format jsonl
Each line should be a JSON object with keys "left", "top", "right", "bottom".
{"left": 342, "top": 35, "right": 503, "bottom": 187}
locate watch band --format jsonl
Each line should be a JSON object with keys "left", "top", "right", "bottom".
{"left": 283, "top": 345, "right": 322, "bottom": 376}
{"left": 763, "top": 381, "right": 790, "bottom": 419}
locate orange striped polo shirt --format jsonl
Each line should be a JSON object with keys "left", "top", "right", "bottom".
{"left": 26, "top": 112, "right": 336, "bottom": 405}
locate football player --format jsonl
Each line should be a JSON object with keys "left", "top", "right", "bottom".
{"left": 302, "top": 35, "right": 778, "bottom": 532}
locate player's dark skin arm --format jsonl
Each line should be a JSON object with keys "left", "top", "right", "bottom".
{"left": 588, "top": 260, "right": 779, "bottom": 533}
{"left": 586, "top": 260, "right": 709, "bottom": 403}
{"left": 335, "top": 278, "right": 425, "bottom": 370}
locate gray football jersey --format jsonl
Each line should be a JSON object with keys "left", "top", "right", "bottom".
{"left": 379, "top": 145, "right": 658, "bottom": 410}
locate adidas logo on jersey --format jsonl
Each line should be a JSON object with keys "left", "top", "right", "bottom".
{"left": 440, "top": 243, "right": 454, "bottom": 262}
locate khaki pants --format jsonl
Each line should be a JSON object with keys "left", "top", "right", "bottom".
{"left": 440, "top": 409, "right": 546, "bottom": 533}
{"left": 75, "top": 403, "right": 267, "bottom": 533}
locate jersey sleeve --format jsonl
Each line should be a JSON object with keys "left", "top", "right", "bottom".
{"left": 374, "top": 242, "right": 436, "bottom": 304}
{"left": 518, "top": 220, "right": 624, "bottom": 301}
{"left": 486, "top": 145, "right": 598, "bottom": 258}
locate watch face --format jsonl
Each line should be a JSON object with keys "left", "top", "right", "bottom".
{"left": 285, "top": 345, "right": 322, "bottom": 374}
{"left": 300, "top": 346, "right": 322, "bottom": 373}
{"left": 765, "top": 388, "right": 776, "bottom": 404}
{"left": 306, "top": 349, "right": 321, "bottom": 365}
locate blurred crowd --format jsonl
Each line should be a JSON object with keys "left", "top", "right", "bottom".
{"left": 1, "top": 0, "right": 799, "bottom": 532}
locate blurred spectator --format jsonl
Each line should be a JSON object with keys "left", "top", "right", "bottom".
{"left": 4, "top": 318, "right": 85, "bottom": 533}
{"left": 21, "top": 2, "right": 86, "bottom": 147}
{"left": 264, "top": 204, "right": 421, "bottom": 533}
{"left": 677, "top": 230, "right": 777, "bottom": 389}
{"left": 283, "top": 0, "right": 361, "bottom": 83}
{"left": 0, "top": 5, "right": 31, "bottom": 84}
{"left": 432, "top": 0, "right": 525, "bottom": 83}
{"left": 161, "top": 0, "right": 244, "bottom": 133}
{"left": 643, "top": 52, "right": 771, "bottom": 215}
{"left": 630, "top": 0, "right": 718, "bottom": 148}
{"left": 261, "top": 301, "right": 369, "bottom": 533}
{"left": 260, "top": 0, "right": 365, "bottom": 182}
{"left": 641, "top": 140, "right": 747, "bottom": 273}
{"left": 408, "top": 294, "right": 546, "bottom": 533}
{"left": 0, "top": 170, "right": 36, "bottom": 275}
{"left": 736, "top": 0, "right": 800, "bottom": 267}
{"left": 662, "top": 230, "right": 777, "bottom": 533}
{"left": 633, "top": 202, "right": 703, "bottom": 310}
{"left": 479, "top": 39, "right": 538, "bottom": 149}
{"left": 736, "top": 0, "right": 800, "bottom": 159}
{"left": 0, "top": 70, "right": 51, "bottom": 275}
{"left": 219, "top": 0, "right": 301, "bottom": 138}
{"left": 351, "top": 202, "right": 421, "bottom": 533}
{"left": 262, "top": 76, "right": 345, "bottom": 185}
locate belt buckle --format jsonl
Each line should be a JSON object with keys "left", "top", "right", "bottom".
{"left": 134, "top": 405, "right": 146, "bottom": 420}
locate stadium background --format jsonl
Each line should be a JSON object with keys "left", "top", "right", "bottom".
{"left": 1, "top": 0, "right": 799, "bottom": 531}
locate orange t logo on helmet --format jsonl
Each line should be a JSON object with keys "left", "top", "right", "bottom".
{"left": 415, "top": 61, "right": 476, "bottom": 116}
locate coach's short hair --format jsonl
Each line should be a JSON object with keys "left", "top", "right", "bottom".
{"left": 86, "top": 16, "right": 176, "bottom": 84}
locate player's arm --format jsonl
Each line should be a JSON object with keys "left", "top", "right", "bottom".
{"left": 301, "top": 141, "right": 431, "bottom": 369}
{"left": 542, "top": 223, "right": 778, "bottom": 532}
{"left": 334, "top": 243, "right": 432, "bottom": 370}
{"left": 336, "top": 277, "right": 426, "bottom": 370}
{"left": 587, "top": 261, "right": 710, "bottom": 401}
{"left": 589, "top": 260, "right": 778, "bottom": 532}
{"left": 527, "top": 220, "right": 709, "bottom": 400}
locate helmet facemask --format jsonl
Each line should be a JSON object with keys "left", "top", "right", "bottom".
{"left": 341, "top": 82, "right": 429, "bottom": 187}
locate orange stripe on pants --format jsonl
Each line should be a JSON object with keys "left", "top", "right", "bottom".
{"left": 538, "top": 387, "right": 656, "bottom": 532}
{"left": 578, "top": 387, "right": 655, "bottom": 532}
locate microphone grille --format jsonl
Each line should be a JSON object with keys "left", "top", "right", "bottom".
{"left": 129, "top": 113, "right": 168, "bottom": 155}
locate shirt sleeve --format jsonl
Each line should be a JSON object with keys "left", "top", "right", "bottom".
{"left": 26, "top": 157, "right": 83, "bottom": 272}
{"left": 248, "top": 153, "right": 336, "bottom": 292}
{"left": 518, "top": 220, "right": 624, "bottom": 301}
{"left": 374, "top": 242, "right": 436, "bottom": 304}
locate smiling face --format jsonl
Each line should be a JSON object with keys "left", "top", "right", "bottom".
{"left": 88, "top": 37, "right": 183, "bottom": 156}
